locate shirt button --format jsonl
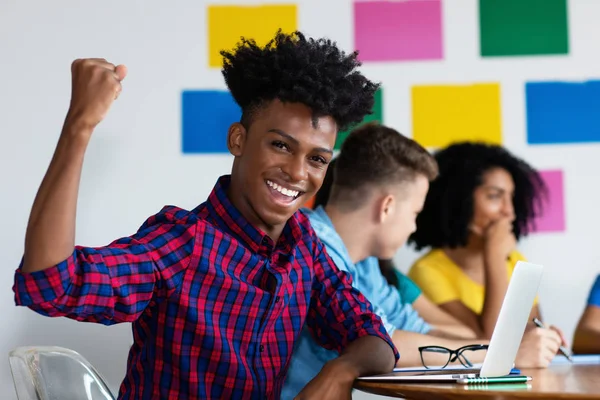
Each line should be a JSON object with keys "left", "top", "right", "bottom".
{"left": 261, "top": 237, "right": 269, "bottom": 245}
{"left": 259, "top": 345, "right": 265, "bottom": 352}
{"left": 275, "top": 296, "right": 280, "bottom": 303}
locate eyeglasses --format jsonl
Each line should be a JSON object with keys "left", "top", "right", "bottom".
{"left": 418, "top": 344, "right": 489, "bottom": 369}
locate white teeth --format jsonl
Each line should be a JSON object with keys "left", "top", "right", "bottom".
{"left": 266, "top": 180, "right": 299, "bottom": 198}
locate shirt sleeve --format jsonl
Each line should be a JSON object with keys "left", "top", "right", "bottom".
{"left": 394, "top": 269, "right": 422, "bottom": 305}
{"left": 362, "top": 258, "right": 430, "bottom": 335}
{"left": 13, "top": 207, "right": 196, "bottom": 325}
{"left": 321, "top": 246, "right": 398, "bottom": 336}
{"left": 408, "top": 259, "right": 459, "bottom": 305}
{"left": 306, "top": 239, "right": 399, "bottom": 362}
{"left": 588, "top": 275, "right": 600, "bottom": 307}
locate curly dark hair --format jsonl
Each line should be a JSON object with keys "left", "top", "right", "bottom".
{"left": 409, "top": 142, "right": 547, "bottom": 250}
{"left": 220, "top": 30, "right": 379, "bottom": 132}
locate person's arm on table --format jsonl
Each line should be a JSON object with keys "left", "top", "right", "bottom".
{"left": 573, "top": 305, "right": 600, "bottom": 354}
{"left": 390, "top": 325, "right": 561, "bottom": 369}
{"left": 295, "top": 241, "right": 397, "bottom": 400}
{"left": 412, "top": 294, "right": 477, "bottom": 339}
{"left": 573, "top": 276, "right": 600, "bottom": 354}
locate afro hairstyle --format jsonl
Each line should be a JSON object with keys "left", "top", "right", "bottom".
{"left": 409, "top": 142, "right": 547, "bottom": 250}
{"left": 220, "top": 30, "right": 379, "bottom": 132}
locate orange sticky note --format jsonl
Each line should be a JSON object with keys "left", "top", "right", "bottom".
{"left": 303, "top": 196, "right": 316, "bottom": 210}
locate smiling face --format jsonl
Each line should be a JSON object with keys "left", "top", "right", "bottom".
{"left": 227, "top": 100, "right": 336, "bottom": 238}
{"left": 470, "top": 167, "right": 516, "bottom": 233}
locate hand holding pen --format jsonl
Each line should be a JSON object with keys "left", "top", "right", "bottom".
{"left": 532, "top": 318, "right": 573, "bottom": 362}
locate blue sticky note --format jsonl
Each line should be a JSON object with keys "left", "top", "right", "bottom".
{"left": 526, "top": 81, "right": 600, "bottom": 144}
{"left": 181, "top": 90, "right": 241, "bottom": 153}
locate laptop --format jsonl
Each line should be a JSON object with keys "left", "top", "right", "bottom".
{"left": 356, "top": 260, "right": 544, "bottom": 383}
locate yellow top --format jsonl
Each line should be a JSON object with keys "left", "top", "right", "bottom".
{"left": 408, "top": 249, "right": 537, "bottom": 315}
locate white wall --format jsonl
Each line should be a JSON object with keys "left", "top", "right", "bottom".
{"left": 1, "top": 1, "right": 598, "bottom": 399}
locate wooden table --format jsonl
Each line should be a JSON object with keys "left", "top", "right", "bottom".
{"left": 354, "top": 364, "right": 600, "bottom": 399}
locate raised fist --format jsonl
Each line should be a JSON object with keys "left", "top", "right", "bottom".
{"left": 65, "top": 58, "right": 127, "bottom": 130}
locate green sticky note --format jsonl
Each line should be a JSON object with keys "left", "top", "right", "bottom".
{"left": 335, "top": 88, "right": 383, "bottom": 150}
{"left": 479, "top": 0, "right": 569, "bottom": 57}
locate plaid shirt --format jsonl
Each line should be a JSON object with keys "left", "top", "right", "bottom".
{"left": 13, "top": 175, "right": 398, "bottom": 399}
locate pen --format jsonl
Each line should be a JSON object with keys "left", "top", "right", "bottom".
{"left": 457, "top": 376, "right": 532, "bottom": 384}
{"left": 532, "top": 317, "right": 573, "bottom": 362}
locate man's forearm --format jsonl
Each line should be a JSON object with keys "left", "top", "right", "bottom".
{"left": 22, "top": 58, "right": 126, "bottom": 274}
{"left": 333, "top": 335, "right": 396, "bottom": 377}
{"left": 23, "top": 123, "right": 91, "bottom": 273}
{"left": 428, "top": 326, "right": 476, "bottom": 340}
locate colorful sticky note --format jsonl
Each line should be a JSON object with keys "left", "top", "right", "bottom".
{"left": 526, "top": 81, "right": 600, "bottom": 144}
{"left": 354, "top": 0, "right": 443, "bottom": 62}
{"left": 479, "top": 0, "right": 569, "bottom": 57}
{"left": 335, "top": 88, "right": 383, "bottom": 150}
{"left": 303, "top": 196, "right": 316, "bottom": 210}
{"left": 181, "top": 90, "right": 241, "bottom": 154}
{"left": 412, "top": 83, "right": 501, "bottom": 148}
{"left": 531, "top": 170, "right": 565, "bottom": 233}
{"left": 207, "top": 4, "right": 297, "bottom": 68}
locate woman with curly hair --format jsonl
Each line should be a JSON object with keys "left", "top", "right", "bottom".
{"left": 408, "top": 142, "right": 566, "bottom": 343}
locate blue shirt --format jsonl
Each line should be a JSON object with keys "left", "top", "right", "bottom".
{"left": 281, "top": 206, "right": 430, "bottom": 399}
{"left": 588, "top": 275, "right": 600, "bottom": 307}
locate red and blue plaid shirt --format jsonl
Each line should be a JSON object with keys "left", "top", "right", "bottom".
{"left": 13, "top": 175, "right": 398, "bottom": 399}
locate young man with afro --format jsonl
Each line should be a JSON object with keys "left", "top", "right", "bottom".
{"left": 12, "top": 31, "right": 398, "bottom": 399}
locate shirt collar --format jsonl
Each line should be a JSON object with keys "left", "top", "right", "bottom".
{"left": 204, "top": 175, "right": 304, "bottom": 254}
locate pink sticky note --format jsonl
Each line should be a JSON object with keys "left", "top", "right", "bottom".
{"left": 531, "top": 169, "right": 565, "bottom": 233}
{"left": 354, "top": 0, "right": 443, "bottom": 62}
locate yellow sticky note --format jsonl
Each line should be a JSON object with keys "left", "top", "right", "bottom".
{"left": 207, "top": 4, "right": 298, "bottom": 68}
{"left": 412, "top": 83, "right": 502, "bottom": 148}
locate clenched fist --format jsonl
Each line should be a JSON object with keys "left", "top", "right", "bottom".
{"left": 65, "top": 58, "right": 127, "bottom": 131}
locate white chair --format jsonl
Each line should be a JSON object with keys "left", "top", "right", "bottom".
{"left": 9, "top": 346, "right": 115, "bottom": 400}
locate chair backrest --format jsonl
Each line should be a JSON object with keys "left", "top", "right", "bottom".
{"left": 9, "top": 346, "right": 116, "bottom": 400}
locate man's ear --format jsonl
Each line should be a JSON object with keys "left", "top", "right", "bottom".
{"left": 378, "top": 194, "right": 395, "bottom": 224}
{"left": 227, "top": 122, "right": 247, "bottom": 157}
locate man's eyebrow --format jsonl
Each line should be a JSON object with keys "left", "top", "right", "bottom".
{"left": 267, "top": 129, "right": 334, "bottom": 155}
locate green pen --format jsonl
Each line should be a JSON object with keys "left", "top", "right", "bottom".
{"left": 456, "top": 376, "right": 532, "bottom": 385}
